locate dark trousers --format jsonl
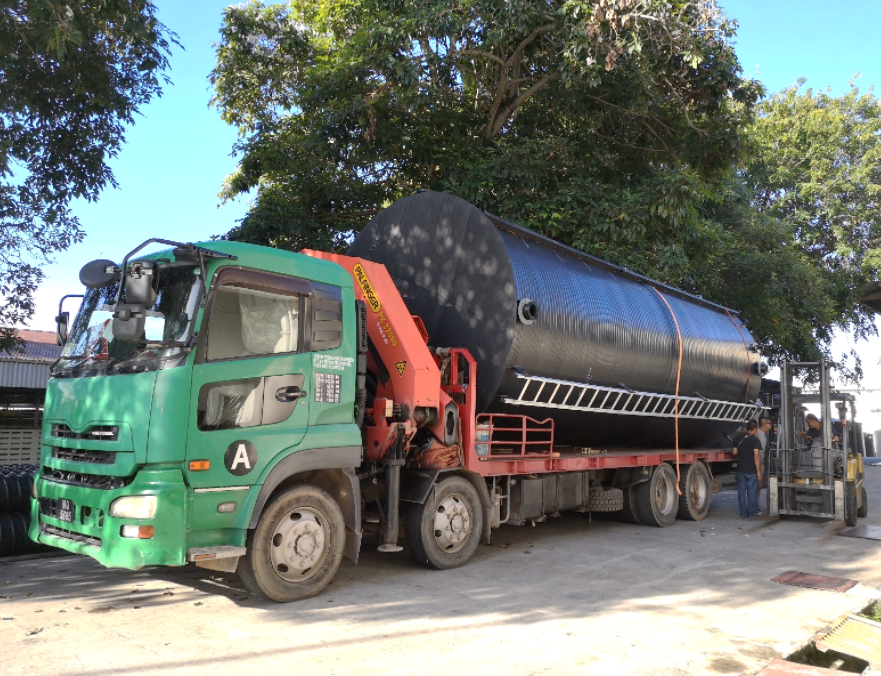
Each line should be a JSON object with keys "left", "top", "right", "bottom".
{"left": 736, "top": 472, "right": 758, "bottom": 518}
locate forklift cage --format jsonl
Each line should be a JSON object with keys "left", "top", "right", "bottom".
{"left": 770, "top": 359, "right": 857, "bottom": 521}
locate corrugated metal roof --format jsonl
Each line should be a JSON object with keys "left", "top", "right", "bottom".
{"left": 0, "top": 329, "right": 62, "bottom": 364}
{"left": 0, "top": 361, "right": 53, "bottom": 389}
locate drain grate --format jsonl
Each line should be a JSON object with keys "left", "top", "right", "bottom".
{"left": 815, "top": 614, "right": 881, "bottom": 667}
{"left": 771, "top": 571, "right": 859, "bottom": 593}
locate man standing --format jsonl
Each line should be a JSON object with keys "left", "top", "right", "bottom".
{"left": 733, "top": 420, "right": 763, "bottom": 518}
{"left": 755, "top": 417, "right": 773, "bottom": 515}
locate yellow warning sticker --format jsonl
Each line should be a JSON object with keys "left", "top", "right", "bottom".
{"left": 395, "top": 361, "right": 407, "bottom": 377}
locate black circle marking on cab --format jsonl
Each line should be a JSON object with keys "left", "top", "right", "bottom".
{"left": 225, "top": 440, "right": 257, "bottom": 476}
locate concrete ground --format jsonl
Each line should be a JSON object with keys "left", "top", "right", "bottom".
{"left": 4, "top": 471, "right": 881, "bottom": 676}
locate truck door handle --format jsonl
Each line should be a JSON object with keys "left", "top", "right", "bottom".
{"left": 276, "top": 386, "right": 307, "bottom": 402}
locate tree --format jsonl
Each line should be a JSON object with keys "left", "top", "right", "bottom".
{"left": 211, "top": 0, "right": 761, "bottom": 283}
{"left": 0, "top": 0, "right": 176, "bottom": 350}
{"left": 736, "top": 82, "right": 881, "bottom": 377}
{"left": 212, "top": 1, "right": 881, "bottom": 376}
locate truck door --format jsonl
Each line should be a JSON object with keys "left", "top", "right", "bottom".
{"left": 186, "top": 268, "right": 315, "bottom": 489}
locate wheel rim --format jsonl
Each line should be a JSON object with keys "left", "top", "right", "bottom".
{"left": 690, "top": 471, "right": 709, "bottom": 510}
{"left": 269, "top": 507, "right": 329, "bottom": 583}
{"left": 655, "top": 471, "right": 676, "bottom": 515}
{"left": 434, "top": 492, "right": 472, "bottom": 553}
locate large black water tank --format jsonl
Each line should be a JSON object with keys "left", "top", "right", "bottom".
{"left": 349, "top": 191, "right": 761, "bottom": 448}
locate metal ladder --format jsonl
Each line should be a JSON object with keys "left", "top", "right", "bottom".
{"left": 500, "top": 372, "right": 761, "bottom": 422}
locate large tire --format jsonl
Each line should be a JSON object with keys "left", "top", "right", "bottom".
{"left": 405, "top": 475, "right": 482, "bottom": 570}
{"left": 238, "top": 484, "right": 345, "bottom": 603}
{"left": 635, "top": 464, "right": 678, "bottom": 527}
{"left": 844, "top": 482, "right": 858, "bottom": 527}
{"left": 677, "top": 462, "right": 712, "bottom": 521}
{"left": 858, "top": 485, "right": 869, "bottom": 518}
{"left": 619, "top": 485, "right": 642, "bottom": 524}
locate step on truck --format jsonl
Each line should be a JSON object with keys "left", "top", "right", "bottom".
{"left": 33, "top": 191, "right": 767, "bottom": 602}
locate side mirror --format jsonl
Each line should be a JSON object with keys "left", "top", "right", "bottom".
{"left": 124, "top": 261, "right": 158, "bottom": 306}
{"left": 80, "top": 259, "right": 120, "bottom": 289}
{"left": 55, "top": 312, "right": 69, "bottom": 346}
{"left": 56, "top": 294, "right": 84, "bottom": 346}
{"left": 112, "top": 304, "right": 146, "bottom": 343}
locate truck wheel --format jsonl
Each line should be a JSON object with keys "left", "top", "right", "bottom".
{"left": 619, "top": 485, "right": 642, "bottom": 524}
{"left": 238, "top": 484, "right": 345, "bottom": 603}
{"left": 844, "top": 482, "right": 858, "bottom": 527}
{"left": 677, "top": 462, "right": 711, "bottom": 521}
{"left": 858, "top": 485, "right": 868, "bottom": 518}
{"left": 405, "top": 476, "right": 482, "bottom": 570}
{"left": 635, "top": 464, "right": 678, "bottom": 527}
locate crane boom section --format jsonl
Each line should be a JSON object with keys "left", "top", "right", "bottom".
{"left": 302, "top": 250, "right": 441, "bottom": 413}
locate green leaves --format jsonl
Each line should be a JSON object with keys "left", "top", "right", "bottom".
{"left": 211, "top": 1, "right": 881, "bottom": 378}
{"left": 0, "top": 0, "right": 176, "bottom": 350}
{"left": 212, "top": 0, "right": 758, "bottom": 256}
{"left": 741, "top": 81, "right": 881, "bottom": 377}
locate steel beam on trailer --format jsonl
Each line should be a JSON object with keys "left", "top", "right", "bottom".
{"left": 469, "top": 448, "right": 734, "bottom": 478}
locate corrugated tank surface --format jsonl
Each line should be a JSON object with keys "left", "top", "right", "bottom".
{"left": 350, "top": 191, "right": 760, "bottom": 448}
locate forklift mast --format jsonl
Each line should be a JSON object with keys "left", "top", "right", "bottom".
{"left": 772, "top": 359, "right": 865, "bottom": 525}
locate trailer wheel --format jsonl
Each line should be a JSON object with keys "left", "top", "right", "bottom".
{"left": 844, "top": 482, "right": 858, "bottom": 527}
{"left": 619, "top": 485, "right": 642, "bottom": 524}
{"left": 238, "top": 484, "right": 345, "bottom": 603}
{"left": 858, "top": 485, "right": 868, "bottom": 518}
{"left": 635, "top": 464, "right": 678, "bottom": 527}
{"left": 405, "top": 476, "right": 483, "bottom": 570}
{"left": 677, "top": 463, "right": 711, "bottom": 521}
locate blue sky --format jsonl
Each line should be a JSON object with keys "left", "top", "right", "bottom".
{"left": 31, "top": 1, "right": 249, "bottom": 330}
{"left": 721, "top": 0, "right": 880, "bottom": 96}
{"left": 28, "top": 0, "right": 881, "bottom": 405}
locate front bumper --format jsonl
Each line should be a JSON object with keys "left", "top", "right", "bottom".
{"left": 30, "top": 468, "right": 188, "bottom": 570}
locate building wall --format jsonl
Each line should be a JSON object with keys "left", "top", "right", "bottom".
{"left": 0, "top": 361, "right": 52, "bottom": 390}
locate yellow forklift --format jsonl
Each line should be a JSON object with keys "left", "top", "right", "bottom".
{"left": 770, "top": 359, "right": 867, "bottom": 526}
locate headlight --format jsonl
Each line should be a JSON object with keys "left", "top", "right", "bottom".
{"left": 110, "top": 495, "right": 158, "bottom": 519}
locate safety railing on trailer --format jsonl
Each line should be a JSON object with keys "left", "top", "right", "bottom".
{"left": 475, "top": 414, "right": 554, "bottom": 460}
{"left": 501, "top": 372, "right": 762, "bottom": 422}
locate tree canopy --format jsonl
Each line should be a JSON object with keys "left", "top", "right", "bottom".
{"left": 0, "top": 0, "right": 175, "bottom": 350}
{"left": 211, "top": 0, "right": 880, "bottom": 377}
{"left": 738, "top": 82, "right": 881, "bottom": 374}
{"left": 212, "top": 0, "right": 760, "bottom": 260}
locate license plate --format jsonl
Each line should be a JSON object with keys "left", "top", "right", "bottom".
{"left": 58, "top": 499, "right": 75, "bottom": 524}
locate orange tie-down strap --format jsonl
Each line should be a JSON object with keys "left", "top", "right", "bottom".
{"left": 652, "top": 287, "right": 683, "bottom": 495}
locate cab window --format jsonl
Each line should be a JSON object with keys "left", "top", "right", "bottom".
{"left": 206, "top": 281, "right": 303, "bottom": 361}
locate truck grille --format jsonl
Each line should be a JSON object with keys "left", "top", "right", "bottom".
{"left": 40, "top": 523, "right": 101, "bottom": 548}
{"left": 51, "top": 424, "right": 119, "bottom": 442}
{"left": 42, "top": 468, "right": 132, "bottom": 490}
{"left": 51, "top": 448, "right": 116, "bottom": 464}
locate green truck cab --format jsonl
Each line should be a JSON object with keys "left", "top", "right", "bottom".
{"left": 31, "top": 240, "right": 364, "bottom": 600}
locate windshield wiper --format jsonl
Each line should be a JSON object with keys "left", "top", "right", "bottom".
{"left": 51, "top": 355, "right": 105, "bottom": 376}
{"left": 104, "top": 342, "right": 191, "bottom": 373}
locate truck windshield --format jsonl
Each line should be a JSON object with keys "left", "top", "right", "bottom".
{"left": 54, "top": 263, "right": 202, "bottom": 376}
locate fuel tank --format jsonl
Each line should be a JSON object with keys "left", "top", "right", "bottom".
{"left": 349, "top": 191, "right": 760, "bottom": 448}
